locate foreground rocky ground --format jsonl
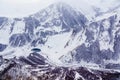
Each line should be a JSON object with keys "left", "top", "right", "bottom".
{"left": 0, "top": 53, "right": 120, "bottom": 80}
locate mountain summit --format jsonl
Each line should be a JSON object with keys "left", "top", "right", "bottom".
{"left": 0, "top": 2, "right": 120, "bottom": 64}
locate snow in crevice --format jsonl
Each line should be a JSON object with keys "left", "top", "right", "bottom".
{"left": 95, "top": 12, "right": 117, "bottom": 22}
{"left": 75, "top": 72, "right": 85, "bottom": 80}
{"left": 0, "top": 18, "right": 13, "bottom": 44}
{"left": 12, "top": 21, "right": 25, "bottom": 34}
{"left": 0, "top": 44, "right": 32, "bottom": 59}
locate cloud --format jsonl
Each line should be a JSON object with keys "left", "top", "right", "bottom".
{"left": 1, "top": 0, "right": 40, "bottom": 4}
{"left": 0, "top": 0, "right": 120, "bottom": 17}
{"left": 0, "top": 0, "right": 56, "bottom": 17}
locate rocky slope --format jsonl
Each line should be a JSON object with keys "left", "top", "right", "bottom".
{"left": 0, "top": 52, "right": 120, "bottom": 80}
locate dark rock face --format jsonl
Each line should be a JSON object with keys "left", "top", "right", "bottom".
{"left": 34, "top": 3, "right": 87, "bottom": 31}
{"left": 100, "top": 49, "right": 113, "bottom": 60}
{"left": 57, "top": 3, "right": 87, "bottom": 29}
{"left": 31, "top": 38, "right": 45, "bottom": 47}
{"left": 113, "top": 35, "right": 120, "bottom": 59}
{"left": 19, "top": 52, "right": 46, "bottom": 66}
{"left": 75, "top": 42, "right": 113, "bottom": 64}
{"left": 0, "top": 44, "right": 7, "bottom": 52}
{"left": 89, "top": 41, "right": 101, "bottom": 64}
{"left": 9, "top": 33, "right": 31, "bottom": 47}
{"left": 0, "top": 17, "right": 7, "bottom": 26}
{"left": 106, "top": 63, "right": 120, "bottom": 69}
{"left": 0, "top": 56, "right": 3, "bottom": 65}
{"left": 27, "top": 53, "right": 46, "bottom": 65}
{"left": 75, "top": 44, "right": 92, "bottom": 62}
{"left": 24, "top": 17, "right": 40, "bottom": 35}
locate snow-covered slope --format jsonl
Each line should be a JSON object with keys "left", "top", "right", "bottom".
{"left": 0, "top": 2, "right": 120, "bottom": 69}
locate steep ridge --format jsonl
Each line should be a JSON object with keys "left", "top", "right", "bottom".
{"left": 0, "top": 2, "right": 88, "bottom": 62}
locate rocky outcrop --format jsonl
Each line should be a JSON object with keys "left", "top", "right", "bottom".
{"left": 0, "top": 54, "right": 120, "bottom": 80}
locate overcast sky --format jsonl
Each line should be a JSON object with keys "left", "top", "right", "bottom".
{"left": 0, "top": 0, "right": 120, "bottom": 17}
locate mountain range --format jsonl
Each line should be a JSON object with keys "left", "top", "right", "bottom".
{"left": 0, "top": 2, "right": 120, "bottom": 80}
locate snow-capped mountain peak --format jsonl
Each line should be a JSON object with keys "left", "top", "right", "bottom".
{"left": 0, "top": 2, "right": 120, "bottom": 66}
{"left": 0, "top": 2, "right": 120, "bottom": 80}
